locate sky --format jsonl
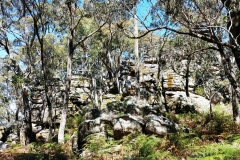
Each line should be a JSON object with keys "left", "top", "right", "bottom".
{"left": 0, "top": 49, "right": 7, "bottom": 58}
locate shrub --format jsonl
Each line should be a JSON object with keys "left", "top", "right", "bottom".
{"left": 66, "top": 115, "right": 84, "bottom": 130}
{"left": 194, "top": 86, "right": 206, "bottom": 97}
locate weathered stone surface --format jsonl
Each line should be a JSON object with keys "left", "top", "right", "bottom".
{"left": 0, "top": 126, "right": 12, "bottom": 142}
{"left": 144, "top": 55, "right": 158, "bottom": 64}
{"left": 85, "top": 108, "right": 100, "bottom": 120}
{"left": 78, "top": 118, "right": 107, "bottom": 149}
{"left": 6, "top": 133, "right": 18, "bottom": 142}
{"left": 106, "top": 101, "right": 127, "bottom": 113}
{"left": 144, "top": 114, "right": 178, "bottom": 136}
{"left": 36, "top": 129, "right": 50, "bottom": 142}
{"left": 162, "top": 69, "right": 195, "bottom": 91}
{"left": 113, "top": 115, "right": 143, "bottom": 140}
{"left": 71, "top": 131, "right": 78, "bottom": 153}
{"left": 0, "top": 126, "right": 4, "bottom": 140}
{"left": 76, "top": 96, "right": 182, "bottom": 151}
{"left": 166, "top": 91, "right": 210, "bottom": 113}
{"left": 0, "top": 141, "right": 9, "bottom": 152}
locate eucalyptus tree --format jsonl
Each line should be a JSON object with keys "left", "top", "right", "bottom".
{"left": 118, "top": 0, "right": 140, "bottom": 99}
{"left": 19, "top": 0, "right": 62, "bottom": 142}
{"left": 0, "top": 63, "right": 16, "bottom": 125}
{"left": 168, "top": 34, "right": 215, "bottom": 97}
{"left": 55, "top": 0, "right": 107, "bottom": 144}
{"left": 150, "top": 0, "right": 240, "bottom": 122}
{"left": 0, "top": 0, "right": 37, "bottom": 143}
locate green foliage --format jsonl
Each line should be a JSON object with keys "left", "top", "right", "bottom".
{"left": 12, "top": 75, "right": 24, "bottom": 89}
{"left": 84, "top": 134, "right": 107, "bottom": 153}
{"left": 165, "top": 112, "right": 180, "bottom": 124}
{"left": 136, "top": 134, "right": 162, "bottom": 158}
{"left": 66, "top": 115, "right": 84, "bottom": 130}
{"left": 187, "top": 143, "right": 240, "bottom": 159}
{"left": 194, "top": 86, "right": 206, "bottom": 97}
{"left": 82, "top": 133, "right": 176, "bottom": 159}
{"left": 200, "top": 112, "right": 237, "bottom": 135}
{"left": 29, "top": 142, "right": 63, "bottom": 153}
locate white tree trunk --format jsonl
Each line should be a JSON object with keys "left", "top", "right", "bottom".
{"left": 58, "top": 106, "right": 67, "bottom": 144}
{"left": 134, "top": 5, "right": 140, "bottom": 99}
{"left": 92, "top": 77, "right": 98, "bottom": 108}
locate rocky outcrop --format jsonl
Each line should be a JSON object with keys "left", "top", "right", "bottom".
{"left": 77, "top": 96, "right": 180, "bottom": 151}
{"left": 163, "top": 69, "right": 194, "bottom": 91}
{"left": 78, "top": 117, "right": 107, "bottom": 150}
{"left": 21, "top": 55, "right": 209, "bottom": 144}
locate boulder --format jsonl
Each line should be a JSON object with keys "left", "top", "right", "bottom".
{"left": 85, "top": 108, "right": 100, "bottom": 120}
{"left": 106, "top": 101, "right": 127, "bottom": 113}
{"left": 78, "top": 118, "right": 107, "bottom": 149}
{"left": 144, "top": 114, "right": 178, "bottom": 136}
{"left": 113, "top": 115, "right": 143, "bottom": 140}
{"left": 6, "top": 133, "right": 18, "bottom": 142}
{"left": 0, "top": 141, "right": 9, "bottom": 152}
{"left": 166, "top": 91, "right": 210, "bottom": 113}
{"left": 0, "top": 126, "right": 11, "bottom": 142}
{"left": 36, "top": 129, "right": 50, "bottom": 142}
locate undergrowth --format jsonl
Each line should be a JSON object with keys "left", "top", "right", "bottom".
{"left": 81, "top": 109, "right": 240, "bottom": 159}
{"left": 2, "top": 105, "right": 240, "bottom": 160}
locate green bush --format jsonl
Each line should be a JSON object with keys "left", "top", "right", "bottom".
{"left": 194, "top": 86, "right": 206, "bottom": 97}
{"left": 188, "top": 143, "right": 240, "bottom": 159}
{"left": 66, "top": 115, "right": 84, "bottom": 130}
{"left": 136, "top": 134, "right": 162, "bottom": 157}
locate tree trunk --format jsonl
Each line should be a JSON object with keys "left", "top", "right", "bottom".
{"left": 157, "top": 54, "right": 164, "bottom": 110}
{"left": 228, "top": 9, "right": 240, "bottom": 69}
{"left": 99, "top": 63, "right": 104, "bottom": 109}
{"left": 185, "top": 58, "right": 191, "bottom": 97}
{"left": 58, "top": 2, "right": 75, "bottom": 144}
{"left": 232, "top": 86, "right": 240, "bottom": 124}
{"left": 58, "top": 52, "right": 72, "bottom": 144}
{"left": 221, "top": 0, "right": 240, "bottom": 69}
{"left": 217, "top": 44, "right": 240, "bottom": 122}
{"left": 134, "top": 5, "right": 140, "bottom": 100}
{"left": 22, "top": 88, "right": 34, "bottom": 144}
{"left": 58, "top": 100, "right": 67, "bottom": 144}
{"left": 92, "top": 76, "right": 98, "bottom": 108}
{"left": 116, "top": 74, "right": 121, "bottom": 94}
{"left": 161, "top": 76, "right": 169, "bottom": 112}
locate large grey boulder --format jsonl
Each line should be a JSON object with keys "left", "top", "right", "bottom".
{"left": 144, "top": 114, "right": 178, "bottom": 136}
{"left": 113, "top": 115, "right": 143, "bottom": 140}
{"left": 0, "top": 141, "right": 9, "bottom": 152}
{"left": 78, "top": 118, "right": 110, "bottom": 149}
